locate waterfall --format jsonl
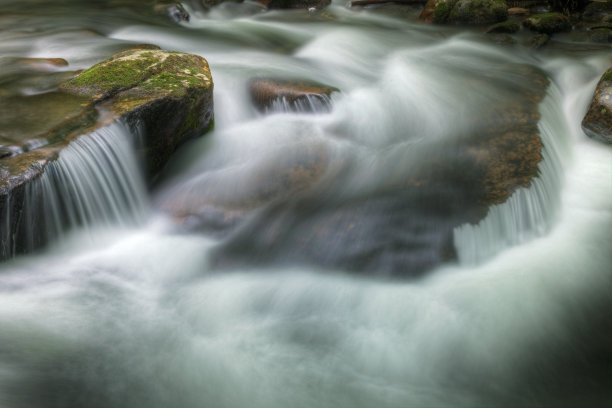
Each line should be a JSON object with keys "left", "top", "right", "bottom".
{"left": 265, "top": 94, "right": 334, "bottom": 114}
{"left": 0, "top": 121, "right": 148, "bottom": 258}
{"left": 453, "top": 84, "right": 571, "bottom": 265}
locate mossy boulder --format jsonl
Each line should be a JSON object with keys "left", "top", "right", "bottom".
{"left": 61, "top": 49, "right": 214, "bottom": 175}
{"left": 432, "top": 0, "right": 508, "bottom": 25}
{"left": 522, "top": 12, "right": 572, "bottom": 33}
{"left": 0, "top": 49, "right": 214, "bottom": 259}
{"left": 581, "top": 67, "right": 612, "bottom": 144}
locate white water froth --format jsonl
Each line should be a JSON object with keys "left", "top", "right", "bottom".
{"left": 453, "top": 84, "right": 571, "bottom": 265}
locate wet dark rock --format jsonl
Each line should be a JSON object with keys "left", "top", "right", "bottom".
{"left": 350, "top": 0, "right": 426, "bottom": 6}
{"left": 582, "top": 0, "right": 612, "bottom": 22}
{"left": 428, "top": 0, "right": 508, "bottom": 25}
{"left": 529, "top": 32, "right": 551, "bottom": 47}
{"left": 256, "top": 0, "right": 331, "bottom": 8}
{"left": 581, "top": 67, "right": 612, "bottom": 144}
{"left": 154, "top": 1, "right": 190, "bottom": 22}
{"left": 486, "top": 19, "right": 521, "bottom": 32}
{"left": 249, "top": 78, "right": 339, "bottom": 113}
{"left": 522, "top": 12, "right": 572, "bottom": 33}
{"left": 588, "top": 27, "right": 612, "bottom": 41}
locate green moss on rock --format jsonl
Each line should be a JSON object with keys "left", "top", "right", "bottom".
{"left": 522, "top": 12, "right": 572, "bottom": 34}
{"left": 434, "top": 0, "right": 507, "bottom": 25}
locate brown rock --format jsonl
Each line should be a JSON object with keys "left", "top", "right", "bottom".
{"left": 582, "top": 67, "right": 612, "bottom": 144}
{"left": 419, "top": 0, "right": 439, "bottom": 21}
{"left": 249, "top": 78, "right": 339, "bottom": 113}
{"left": 508, "top": 7, "right": 530, "bottom": 15}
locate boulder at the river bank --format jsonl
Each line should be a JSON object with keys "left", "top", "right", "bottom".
{"left": 0, "top": 49, "right": 214, "bottom": 258}
{"left": 582, "top": 67, "right": 612, "bottom": 144}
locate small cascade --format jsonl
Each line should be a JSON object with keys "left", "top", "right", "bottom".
{"left": 453, "top": 84, "right": 570, "bottom": 265}
{"left": 0, "top": 121, "right": 148, "bottom": 259}
{"left": 266, "top": 94, "right": 333, "bottom": 114}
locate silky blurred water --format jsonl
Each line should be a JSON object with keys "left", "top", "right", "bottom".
{"left": 0, "top": 1, "right": 611, "bottom": 407}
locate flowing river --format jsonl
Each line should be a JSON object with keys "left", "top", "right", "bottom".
{"left": 0, "top": 1, "right": 611, "bottom": 407}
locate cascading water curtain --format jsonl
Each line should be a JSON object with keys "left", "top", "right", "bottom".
{"left": 0, "top": 121, "right": 148, "bottom": 259}
{"left": 453, "top": 84, "right": 571, "bottom": 266}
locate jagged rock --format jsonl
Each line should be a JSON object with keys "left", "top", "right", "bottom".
{"left": 249, "top": 78, "right": 339, "bottom": 113}
{"left": 582, "top": 67, "right": 612, "bottom": 144}
{"left": 522, "top": 12, "right": 572, "bottom": 33}
{"left": 429, "top": 0, "right": 508, "bottom": 25}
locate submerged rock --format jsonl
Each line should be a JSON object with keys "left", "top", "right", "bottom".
{"left": 522, "top": 12, "right": 572, "bottom": 33}
{"left": 211, "top": 65, "right": 549, "bottom": 277}
{"left": 429, "top": 0, "right": 508, "bottom": 24}
{"left": 249, "top": 78, "right": 339, "bottom": 113}
{"left": 581, "top": 67, "right": 612, "bottom": 144}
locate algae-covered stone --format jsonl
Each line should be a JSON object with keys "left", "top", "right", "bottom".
{"left": 61, "top": 49, "right": 214, "bottom": 175}
{"left": 522, "top": 12, "right": 572, "bottom": 33}
{"left": 582, "top": 67, "right": 612, "bottom": 144}
{"left": 432, "top": 0, "right": 507, "bottom": 25}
